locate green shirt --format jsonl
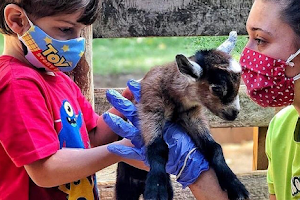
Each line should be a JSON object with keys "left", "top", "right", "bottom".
{"left": 266, "top": 105, "right": 300, "bottom": 200}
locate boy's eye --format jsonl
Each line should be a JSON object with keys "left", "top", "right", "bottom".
{"left": 59, "top": 27, "right": 73, "bottom": 33}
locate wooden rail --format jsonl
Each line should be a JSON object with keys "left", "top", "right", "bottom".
{"left": 94, "top": 85, "right": 275, "bottom": 128}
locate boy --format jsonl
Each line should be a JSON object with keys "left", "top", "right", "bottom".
{"left": 0, "top": 1, "right": 135, "bottom": 199}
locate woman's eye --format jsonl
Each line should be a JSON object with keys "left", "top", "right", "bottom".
{"left": 254, "top": 38, "right": 266, "bottom": 46}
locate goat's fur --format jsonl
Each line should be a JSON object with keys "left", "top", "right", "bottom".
{"left": 116, "top": 49, "right": 249, "bottom": 200}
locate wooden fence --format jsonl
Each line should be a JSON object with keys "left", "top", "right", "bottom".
{"left": 72, "top": 0, "right": 271, "bottom": 199}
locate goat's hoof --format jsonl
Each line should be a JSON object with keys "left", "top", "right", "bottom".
{"left": 225, "top": 178, "right": 249, "bottom": 200}
{"left": 143, "top": 172, "right": 173, "bottom": 200}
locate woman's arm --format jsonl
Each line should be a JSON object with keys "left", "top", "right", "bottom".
{"left": 189, "top": 168, "right": 229, "bottom": 200}
{"left": 269, "top": 194, "right": 276, "bottom": 200}
{"left": 121, "top": 160, "right": 230, "bottom": 200}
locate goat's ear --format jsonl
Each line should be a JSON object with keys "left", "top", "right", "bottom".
{"left": 176, "top": 54, "right": 203, "bottom": 79}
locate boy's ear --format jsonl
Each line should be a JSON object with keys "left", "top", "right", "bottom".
{"left": 4, "top": 4, "right": 30, "bottom": 35}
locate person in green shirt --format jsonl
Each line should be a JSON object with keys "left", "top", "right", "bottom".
{"left": 240, "top": 0, "right": 300, "bottom": 199}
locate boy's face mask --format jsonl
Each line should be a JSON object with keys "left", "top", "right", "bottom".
{"left": 18, "top": 13, "right": 85, "bottom": 72}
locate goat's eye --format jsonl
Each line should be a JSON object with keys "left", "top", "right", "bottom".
{"left": 210, "top": 85, "right": 227, "bottom": 97}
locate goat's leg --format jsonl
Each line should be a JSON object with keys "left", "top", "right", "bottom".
{"left": 144, "top": 136, "right": 173, "bottom": 200}
{"left": 138, "top": 92, "right": 173, "bottom": 200}
{"left": 178, "top": 114, "right": 249, "bottom": 200}
{"left": 115, "top": 162, "right": 147, "bottom": 200}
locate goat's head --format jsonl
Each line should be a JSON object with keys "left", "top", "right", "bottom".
{"left": 175, "top": 49, "right": 241, "bottom": 121}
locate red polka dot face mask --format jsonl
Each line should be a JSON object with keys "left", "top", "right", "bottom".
{"left": 240, "top": 47, "right": 300, "bottom": 107}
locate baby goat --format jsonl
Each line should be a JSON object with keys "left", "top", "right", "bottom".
{"left": 138, "top": 49, "right": 248, "bottom": 200}
{"left": 116, "top": 32, "right": 249, "bottom": 200}
{"left": 139, "top": 38, "right": 248, "bottom": 200}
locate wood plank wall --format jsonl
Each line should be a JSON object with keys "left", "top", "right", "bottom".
{"left": 93, "top": 0, "right": 253, "bottom": 38}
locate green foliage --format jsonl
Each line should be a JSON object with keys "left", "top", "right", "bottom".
{"left": 193, "top": 35, "right": 248, "bottom": 60}
{"left": 93, "top": 36, "right": 248, "bottom": 75}
{"left": 93, "top": 37, "right": 197, "bottom": 75}
{"left": 0, "top": 34, "right": 4, "bottom": 54}
{"left": 0, "top": 34, "right": 248, "bottom": 75}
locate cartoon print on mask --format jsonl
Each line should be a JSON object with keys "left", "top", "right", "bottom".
{"left": 58, "top": 100, "right": 84, "bottom": 149}
{"left": 18, "top": 11, "right": 85, "bottom": 72}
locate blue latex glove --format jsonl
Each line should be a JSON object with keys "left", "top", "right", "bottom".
{"left": 104, "top": 79, "right": 209, "bottom": 188}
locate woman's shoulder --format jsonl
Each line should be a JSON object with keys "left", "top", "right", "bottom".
{"left": 266, "top": 106, "right": 298, "bottom": 151}
{"left": 272, "top": 106, "right": 297, "bottom": 122}
{"left": 268, "top": 105, "right": 298, "bottom": 134}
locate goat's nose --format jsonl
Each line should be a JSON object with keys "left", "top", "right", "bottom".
{"left": 231, "top": 109, "right": 240, "bottom": 118}
{"left": 223, "top": 109, "right": 239, "bottom": 121}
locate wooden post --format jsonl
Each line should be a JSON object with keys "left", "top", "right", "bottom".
{"left": 67, "top": 25, "right": 94, "bottom": 106}
{"left": 253, "top": 127, "right": 268, "bottom": 170}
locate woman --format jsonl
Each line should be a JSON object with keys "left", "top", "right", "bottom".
{"left": 240, "top": 0, "right": 300, "bottom": 199}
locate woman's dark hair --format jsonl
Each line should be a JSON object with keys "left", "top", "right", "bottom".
{"left": 281, "top": 0, "right": 300, "bottom": 39}
{"left": 262, "top": 0, "right": 300, "bottom": 37}
{"left": 0, "top": 0, "right": 99, "bottom": 35}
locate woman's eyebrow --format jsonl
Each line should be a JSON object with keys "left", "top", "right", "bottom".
{"left": 251, "top": 27, "right": 273, "bottom": 36}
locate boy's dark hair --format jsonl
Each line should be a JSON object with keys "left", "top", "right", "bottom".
{"left": 0, "top": 0, "right": 99, "bottom": 35}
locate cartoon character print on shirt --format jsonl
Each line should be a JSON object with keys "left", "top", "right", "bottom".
{"left": 59, "top": 175, "right": 97, "bottom": 200}
{"left": 58, "top": 100, "right": 98, "bottom": 199}
{"left": 292, "top": 176, "right": 300, "bottom": 197}
{"left": 58, "top": 100, "right": 84, "bottom": 149}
